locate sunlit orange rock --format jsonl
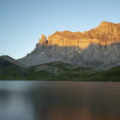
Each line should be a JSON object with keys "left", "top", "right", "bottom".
{"left": 39, "top": 34, "right": 47, "bottom": 47}
{"left": 38, "top": 21, "right": 120, "bottom": 49}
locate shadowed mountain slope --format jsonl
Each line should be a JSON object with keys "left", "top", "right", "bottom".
{"left": 0, "top": 56, "right": 27, "bottom": 80}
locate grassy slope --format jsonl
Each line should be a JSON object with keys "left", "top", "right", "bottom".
{"left": 0, "top": 60, "right": 120, "bottom": 81}
{"left": 26, "top": 62, "right": 120, "bottom": 81}
{"left": 27, "top": 62, "right": 72, "bottom": 80}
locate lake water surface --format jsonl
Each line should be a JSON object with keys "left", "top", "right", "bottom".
{"left": 0, "top": 81, "right": 120, "bottom": 120}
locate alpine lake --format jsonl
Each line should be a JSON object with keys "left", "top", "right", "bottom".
{"left": 0, "top": 81, "right": 120, "bottom": 120}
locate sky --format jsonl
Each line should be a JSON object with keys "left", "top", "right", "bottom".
{"left": 0, "top": 0, "right": 120, "bottom": 59}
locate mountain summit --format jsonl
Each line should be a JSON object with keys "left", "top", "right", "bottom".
{"left": 46, "top": 21, "right": 120, "bottom": 49}
{"left": 19, "top": 21, "right": 120, "bottom": 69}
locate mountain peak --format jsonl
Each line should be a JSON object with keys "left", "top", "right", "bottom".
{"left": 39, "top": 34, "right": 47, "bottom": 43}
{"left": 100, "top": 21, "right": 111, "bottom": 24}
{"left": 99, "top": 21, "right": 117, "bottom": 28}
{"left": 38, "top": 34, "right": 48, "bottom": 47}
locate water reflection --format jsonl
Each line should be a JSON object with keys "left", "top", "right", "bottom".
{"left": 0, "top": 81, "right": 120, "bottom": 120}
{"left": 0, "top": 90, "right": 35, "bottom": 120}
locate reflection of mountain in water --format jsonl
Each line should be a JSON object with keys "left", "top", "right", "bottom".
{"left": 0, "top": 88, "right": 35, "bottom": 120}
{"left": 0, "top": 81, "right": 120, "bottom": 120}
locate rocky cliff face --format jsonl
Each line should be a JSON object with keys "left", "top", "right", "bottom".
{"left": 19, "top": 21, "right": 120, "bottom": 69}
{"left": 47, "top": 21, "right": 120, "bottom": 49}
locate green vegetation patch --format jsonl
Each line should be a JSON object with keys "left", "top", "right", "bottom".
{"left": 1, "top": 60, "right": 120, "bottom": 81}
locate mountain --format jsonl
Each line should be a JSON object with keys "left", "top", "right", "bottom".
{"left": 1, "top": 21, "right": 120, "bottom": 80}
{"left": 0, "top": 56, "right": 27, "bottom": 80}
{"left": 20, "top": 21, "right": 120, "bottom": 69}
{"left": 1, "top": 55, "right": 27, "bottom": 68}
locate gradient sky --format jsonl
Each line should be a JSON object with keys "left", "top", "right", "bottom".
{"left": 0, "top": 0, "right": 120, "bottom": 59}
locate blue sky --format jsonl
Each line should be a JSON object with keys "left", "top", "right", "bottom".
{"left": 0, "top": 0, "right": 120, "bottom": 59}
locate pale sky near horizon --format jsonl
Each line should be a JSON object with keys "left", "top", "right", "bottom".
{"left": 0, "top": 0, "right": 120, "bottom": 59}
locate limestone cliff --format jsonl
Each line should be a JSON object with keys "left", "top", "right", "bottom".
{"left": 38, "top": 34, "right": 48, "bottom": 47}
{"left": 47, "top": 21, "right": 120, "bottom": 49}
{"left": 19, "top": 21, "right": 120, "bottom": 69}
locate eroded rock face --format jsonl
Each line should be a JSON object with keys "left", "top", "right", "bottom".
{"left": 20, "top": 21, "right": 120, "bottom": 69}
{"left": 47, "top": 21, "right": 120, "bottom": 49}
{"left": 38, "top": 34, "right": 48, "bottom": 47}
